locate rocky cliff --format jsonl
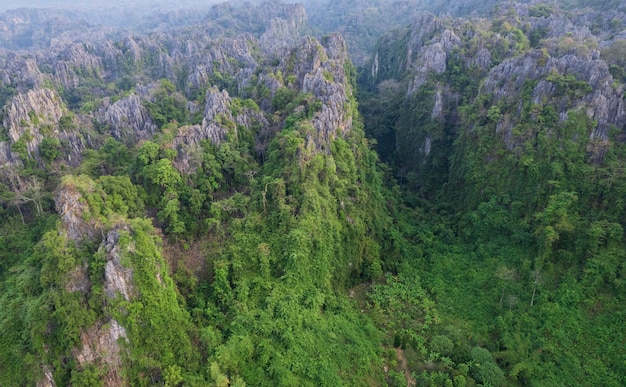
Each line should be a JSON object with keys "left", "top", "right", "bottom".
{"left": 0, "top": 53, "right": 44, "bottom": 90}
{"left": 96, "top": 93, "right": 157, "bottom": 141}
{"left": 0, "top": 12, "right": 360, "bottom": 375}
{"left": 1, "top": 2, "right": 625, "bottom": 387}
{"left": 4, "top": 88, "right": 64, "bottom": 142}
{"left": 298, "top": 34, "right": 353, "bottom": 147}
{"left": 483, "top": 50, "right": 624, "bottom": 161}
{"left": 0, "top": 86, "right": 89, "bottom": 169}
{"left": 47, "top": 174, "right": 197, "bottom": 387}
{"left": 362, "top": 2, "right": 626, "bottom": 192}
{"left": 55, "top": 179, "right": 102, "bottom": 241}
{"left": 171, "top": 86, "right": 269, "bottom": 172}
{"left": 169, "top": 30, "right": 354, "bottom": 170}
{"left": 0, "top": 1, "right": 313, "bottom": 174}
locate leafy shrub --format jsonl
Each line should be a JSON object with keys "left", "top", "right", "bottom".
{"left": 39, "top": 137, "right": 61, "bottom": 162}
{"left": 470, "top": 347, "right": 506, "bottom": 387}
{"left": 430, "top": 335, "right": 454, "bottom": 356}
{"left": 271, "top": 87, "right": 297, "bottom": 112}
{"left": 59, "top": 115, "right": 77, "bottom": 131}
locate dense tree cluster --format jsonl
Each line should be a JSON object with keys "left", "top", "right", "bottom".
{"left": 0, "top": 1, "right": 625, "bottom": 386}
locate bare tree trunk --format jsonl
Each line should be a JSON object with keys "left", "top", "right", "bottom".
{"left": 16, "top": 205, "right": 24, "bottom": 224}
{"left": 262, "top": 183, "right": 268, "bottom": 214}
{"left": 530, "top": 269, "right": 540, "bottom": 307}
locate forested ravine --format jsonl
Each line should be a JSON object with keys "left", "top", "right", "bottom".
{"left": 0, "top": 1, "right": 625, "bottom": 386}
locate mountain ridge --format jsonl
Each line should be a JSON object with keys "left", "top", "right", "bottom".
{"left": 0, "top": 1, "right": 624, "bottom": 386}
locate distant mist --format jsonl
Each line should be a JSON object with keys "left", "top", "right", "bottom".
{"left": 0, "top": 0, "right": 234, "bottom": 12}
{"left": 0, "top": 0, "right": 324, "bottom": 12}
{"left": 0, "top": 0, "right": 272, "bottom": 30}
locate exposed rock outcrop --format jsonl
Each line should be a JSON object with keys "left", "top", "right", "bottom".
{"left": 172, "top": 86, "right": 268, "bottom": 173}
{"left": 365, "top": 4, "right": 626, "bottom": 175}
{"left": 202, "top": 87, "right": 237, "bottom": 145}
{"left": 96, "top": 94, "right": 157, "bottom": 141}
{"left": 51, "top": 179, "right": 133, "bottom": 386}
{"left": 280, "top": 33, "right": 354, "bottom": 151}
{"left": 65, "top": 264, "right": 91, "bottom": 294}
{"left": 4, "top": 88, "right": 64, "bottom": 148}
{"left": 102, "top": 225, "right": 135, "bottom": 301}
{"left": 74, "top": 320, "right": 127, "bottom": 387}
{"left": 50, "top": 43, "right": 104, "bottom": 89}
{"left": 469, "top": 48, "right": 492, "bottom": 70}
{"left": 35, "top": 365, "right": 55, "bottom": 387}
{"left": 407, "top": 27, "right": 461, "bottom": 95}
{"left": 0, "top": 86, "right": 87, "bottom": 167}
{"left": 0, "top": 87, "right": 90, "bottom": 168}
{"left": 367, "top": 12, "right": 466, "bottom": 95}
{"left": 64, "top": 224, "right": 132, "bottom": 387}
{"left": 0, "top": 142, "right": 14, "bottom": 166}
{"left": 258, "top": 3, "right": 307, "bottom": 57}
{"left": 0, "top": 54, "right": 44, "bottom": 90}
{"left": 179, "top": 35, "right": 259, "bottom": 93}
{"left": 405, "top": 13, "right": 443, "bottom": 70}
{"left": 54, "top": 179, "right": 102, "bottom": 242}
{"left": 484, "top": 49, "right": 625, "bottom": 160}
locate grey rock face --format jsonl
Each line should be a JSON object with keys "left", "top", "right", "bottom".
{"left": 96, "top": 94, "right": 157, "bottom": 141}
{"left": 280, "top": 33, "right": 354, "bottom": 151}
{"left": 406, "top": 23, "right": 461, "bottom": 95}
{"left": 322, "top": 33, "right": 350, "bottom": 64}
{"left": 74, "top": 320, "right": 127, "bottom": 387}
{"left": 257, "top": 71, "right": 283, "bottom": 111}
{"left": 0, "top": 142, "right": 15, "bottom": 166}
{"left": 65, "top": 264, "right": 91, "bottom": 294}
{"left": 432, "top": 86, "right": 444, "bottom": 120}
{"left": 483, "top": 50, "right": 548, "bottom": 101}
{"left": 93, "top": 28, "right": 263, "bottom": 98}
{"left": 102, "top": 225, "right": 134, "bottom": 301}
{"left": 0, "top": 87, "right": 86, "bottom": 167}
{"left": 55, "top": 183, "right": 101, "bottom": 242}
{"left": 0, "top": 88, "right": 65, "bottom": 167}
{"left": 301, "top": 37, "right": 352, "bottom": 144}
{"left": 259, "top": 10, "right": 306, "bottom": 57}
{"left": 202, "top": 87, "right": 236, "bottom": 145}
{"left": 531, "top": 14, "right": 590, "bottom": 40}
{"left": 52, "top": 182, "right": 134, "bottom": 385}
{"left": 0, "top": 1, "right": 354, "bottom": 179}
{"left": 363, "top": 3, "right": 626, "bottom": 185}
{"left": 172, "top": 86, "right": 268, "bottom": 173}
{"left": 170, "top": 124, "right": 204, "bottom": 173}
{"left": 470, "top": 48, "right": 492, "bottom": 70}
{"left": 422, "top": 43, "right": 448, "bottom": 74}
{"left": 50, "top": 43, "right": 104, "bottom": 89}
{"left": 286, "top": 36, "right": 326, "bottom": 88}
{"left": 4, "top": 88, "right": 64, "bottom": 144}
{"left": 408, "top": 42, "right": 447, "bottom": 94}
{"left": 371, "top": 52, "right": 379, "bottom": 78}
{"left": 0, "top": 54, "right": 44, "bottom": 90}
{"left": 63, "top": 224, "right": 132, "bottom": 387}
{"left": 181, "top": 35, "right": 258, "bottom": 93}
{"left": 484, "top": 49, "right": 625, "bottom": 160}
{"left": 406, "top": 13, "right": 442, "bottom": 69}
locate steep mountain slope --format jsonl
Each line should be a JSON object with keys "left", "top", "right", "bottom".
{"left": 0, "top": 1, "right": 624, "bottom": 386}
{"left": 361, "top": 1, "right": 626, "bottom": 197}
{"left": 358, "top": 1, "right": 626, "bottom": 385}
{"left": 0, "top": 2, "right": 403, "bottom": 385}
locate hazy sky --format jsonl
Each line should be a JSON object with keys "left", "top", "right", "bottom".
{"left": 0, "top": 0, "right": 229, "bottom": 12}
